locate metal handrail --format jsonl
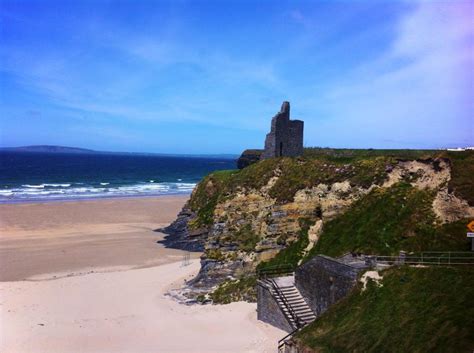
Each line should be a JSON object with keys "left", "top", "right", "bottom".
{"left": 257, "top": 263, "right": 294, "bottom": 278}
{"left": 420, "top": 251, "right": 474, "bottom": 255}
{"left": 374, "top": 252, "right": 474, "bottom": 266}
{"left": 268, "top": 278, "right": 302, "bottom": 330}
{"left": 278, "top": 327, "right": 301, "bottom": 353}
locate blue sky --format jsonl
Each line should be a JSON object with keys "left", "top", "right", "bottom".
{"left": 1, "top": 0, "right": 472, "bottom": 154}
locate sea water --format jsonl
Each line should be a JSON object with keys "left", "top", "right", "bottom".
{"left": 0, "top": 152, "right": 236, "bottom": 203}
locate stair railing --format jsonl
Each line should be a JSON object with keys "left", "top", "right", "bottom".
{"left": 278, "top": 327, "right": 302, "bottom": 353}
{"left": 374, "top": 251, "right": 474, "bottom": 266}
{"left": 257, "top": 263, "right": 294, "bottom": 279}
{"left": 268, "top": 278, "right": 303, "bottom": 330}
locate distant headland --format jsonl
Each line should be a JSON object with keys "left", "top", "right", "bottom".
{"left": 1, "top": 145, "right": 97, "bottom": 154}
{"left": 0, "top": 145, "right": 238, "bottom": 159}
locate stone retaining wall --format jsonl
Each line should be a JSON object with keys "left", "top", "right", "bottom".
{"left": 295, "top": 255, "right": 367, "bottom": 316}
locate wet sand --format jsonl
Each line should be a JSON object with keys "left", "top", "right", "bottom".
{"left": 0, "top": 196, "right": 192, "bottom": 281}
{"left": 0, "top": 196, "right": 284, "bottom": 352}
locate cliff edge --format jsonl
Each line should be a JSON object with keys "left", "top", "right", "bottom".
{"left": 160, "top": 149, "right": 474, "bottom": 303}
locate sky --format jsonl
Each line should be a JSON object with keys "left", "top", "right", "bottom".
{"left": 1, "top": 0, "right": 472, "bottom": 154}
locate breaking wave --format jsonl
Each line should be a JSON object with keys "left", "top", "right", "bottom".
{"left": 0, "top": 181, "right": 196, "bottom": 203}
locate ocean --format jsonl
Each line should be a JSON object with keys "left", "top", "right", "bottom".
{"left": 0, "top": 152, "right": 236, "bottom": 203}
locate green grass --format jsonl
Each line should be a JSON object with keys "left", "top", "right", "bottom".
{"left": 188, "top": 169, "right": 237, "bottom": 229}
{"left": 303, "top": 147, "right": 438, "bottom": 161}
{"left": 302, "top": 148, "right": 474, "bottom": 206}
{"left": 209, "top": 275, "right": 257, "bottom": 304}
{"left": 267, "top": 156, "right": 393, "bottom": 203}
{"left": 445, "top": 150, "right": 474, "bottom": 206}
{"left": 305, "top": 183, "right": 471, "bottom": 258}
{"left": 226, "top": 157, "right": 281, "bottom": 191}
{"left": 295, "top": 266, "right": 474, "bottom": 353}
{"left": 225, "top": 155, "right": 395, "bottom": 204}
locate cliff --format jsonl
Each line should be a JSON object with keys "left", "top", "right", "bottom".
{"left": 160, "top": 149, "right": 474, "bottom": 303}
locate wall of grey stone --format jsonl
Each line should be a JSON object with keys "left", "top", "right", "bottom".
{"left": 295, "top": 255, "right": 365, "bottom": 317}
{"left": 262, "top": 117, "right": 277, "bottom": 159}
{"left": 257, "top": 282, "right": 294, "bottom": 333}
{"left": 261, "top": 101, "right": 304, "bottom": 159}
{"left": 287, "top": 120, "right": 304, "bottom": 157}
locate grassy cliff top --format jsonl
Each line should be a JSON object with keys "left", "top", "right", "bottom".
{"left": 188, "top": 149, "right": 474, "bottom": 230}
{"left": 295, "top": 266, "right": 474, "bottom": 353}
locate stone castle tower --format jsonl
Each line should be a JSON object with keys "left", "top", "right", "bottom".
{"left": 261, "top": 101, "right": 304, "bottom": 159}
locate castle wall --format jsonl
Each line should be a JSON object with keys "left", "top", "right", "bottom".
{"left": 262, "top": 117, "right": 279, "bottom": 159}
{"left": 261, "top": 102, "right": 304, "bottom": 159}
{"left": 287, "top": 120, "right": 304, "bottom": 157}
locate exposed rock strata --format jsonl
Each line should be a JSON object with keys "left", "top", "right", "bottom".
{"left": 156, "top": 207, "right": 206, "bottom": 252}
{"left": 161, "top": 157, "right": 472, "bottom": 302}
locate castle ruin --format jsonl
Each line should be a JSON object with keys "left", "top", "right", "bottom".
{"left": 261, "top": 101, "right": 304, "bottom": 159}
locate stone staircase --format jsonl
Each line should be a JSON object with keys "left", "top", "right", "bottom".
{"left": 261, "top": 276, "right": 316, "bottom": 330}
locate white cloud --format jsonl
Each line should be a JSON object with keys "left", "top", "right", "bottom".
{"left": 2, "top": 1, "right": 472, "bottom": 150}
{"left": 1, "top": 22, "right": 282, "bottom": 131}
{"left": 303, "top": 0, "right": 473, "bottom": 148}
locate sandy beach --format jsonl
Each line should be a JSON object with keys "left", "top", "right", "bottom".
{"left": 0, "top": 196, "right": 194, "bottom": 281}
{"left": 0, "top": 196, "right": 284, "bottom": 352}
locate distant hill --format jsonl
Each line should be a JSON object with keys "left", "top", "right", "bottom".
{"left": 1, "top": 145, "right": 97, "bottom": 154}
{"left": 0, "top": 145, "right": 238, "bottom": 159}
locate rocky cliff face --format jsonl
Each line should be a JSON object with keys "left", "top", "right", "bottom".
{"left": 161, "top": 151, "right": 474, "bottom": 303}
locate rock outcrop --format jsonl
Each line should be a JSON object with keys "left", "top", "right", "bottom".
{"left": 157, "top": 207, "right": 206, "bottom": 252}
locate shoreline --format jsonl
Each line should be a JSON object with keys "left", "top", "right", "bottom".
{"left": 0, "top": 191, "right": 192, "bottom": 205}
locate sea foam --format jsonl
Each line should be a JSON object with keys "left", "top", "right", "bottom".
{"left": 0, "top": 181, "right": 197, "bottom": 202}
